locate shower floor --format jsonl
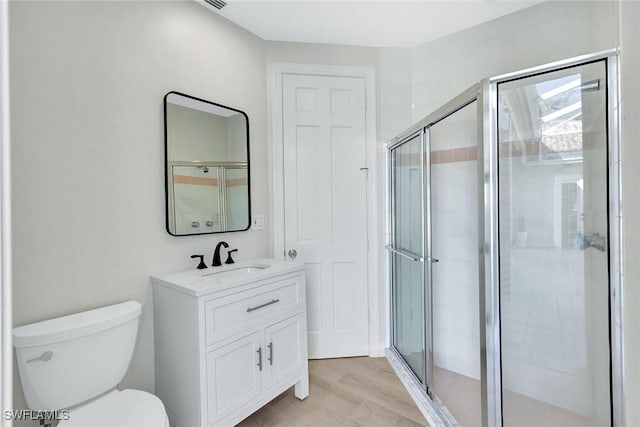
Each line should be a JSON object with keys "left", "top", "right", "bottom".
{"left": 433, "top": 366, "right": 596, "bottom": 427}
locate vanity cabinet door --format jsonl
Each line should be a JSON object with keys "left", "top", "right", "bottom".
{"left": 264, "top": 315, "right": 305, "bottom": 388}
{"left": 206, "top": 332, "right": 262, "bottom": 424}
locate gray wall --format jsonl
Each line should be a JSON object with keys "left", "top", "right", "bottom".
{"left": 9, "top": 1, "right": 389, "bottom": 417}
{"left": 620, "top": 1, "right": 640, "bottom": 424}
{"left": 9, "top": 0, "right": 268, "bottom": 417}
{"left": 410, "top": 1, "right": 619, "bottom": 122}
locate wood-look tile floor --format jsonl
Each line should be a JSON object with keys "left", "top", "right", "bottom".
{"left": 238, "top": 357, "right": 429, "bottom": 427}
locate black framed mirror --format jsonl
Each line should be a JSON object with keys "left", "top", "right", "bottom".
{"left": 164, "top": 92, "right": 250, "bottom": 236}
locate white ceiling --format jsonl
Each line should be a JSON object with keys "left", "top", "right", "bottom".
{"left": 207, "top": 0, "right": 544, "bottom": 48}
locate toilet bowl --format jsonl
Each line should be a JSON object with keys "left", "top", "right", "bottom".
{"left": 59, "top": 389, "right": 168, "bottom": 427}
{"left": 13, "top": 301, "right": 169, "bottom": 427}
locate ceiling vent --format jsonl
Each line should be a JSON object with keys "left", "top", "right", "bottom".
{"left": 204, "top": 0, "right": 226, "bottom": 10}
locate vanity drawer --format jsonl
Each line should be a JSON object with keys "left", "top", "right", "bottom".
{"left": 204, "top": 275, "right": 303, "bottom": 346}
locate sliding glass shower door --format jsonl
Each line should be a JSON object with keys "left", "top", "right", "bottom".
{"left": 390, "top": 131, "right": 426, "bottom": 384}
{"left": 389, "top": 91, "right": 482, "bottom": 423}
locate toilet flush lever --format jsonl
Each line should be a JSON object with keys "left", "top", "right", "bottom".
{"left": 27, "top": 351, "right": 53, "bottom": 363}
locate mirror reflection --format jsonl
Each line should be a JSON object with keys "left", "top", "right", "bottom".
{"left": 165, "top": 92, "right": 250, "bottom": 235}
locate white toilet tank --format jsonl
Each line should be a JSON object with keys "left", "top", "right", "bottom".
{"left": 13, "top": 301, "right": 142, "bottom": 411}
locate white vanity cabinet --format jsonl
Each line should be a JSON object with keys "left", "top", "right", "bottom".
{"left": 152, "top": 260, "right": 309, "bottom": 427}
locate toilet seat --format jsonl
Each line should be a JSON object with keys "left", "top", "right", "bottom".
{"left": 59, "top": 389, "right": 169, "bottom": 427}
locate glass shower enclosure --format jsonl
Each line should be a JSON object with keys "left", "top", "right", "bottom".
{"left": 387, "top": 51, "right": 622, "bottom": 427}
{"left": 388, "top": 88, "right": 481, "bottom": 425}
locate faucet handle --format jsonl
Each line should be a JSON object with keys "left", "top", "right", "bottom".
{"left": 191, "top": 254, "right": 207, "bottom": 270}
{"left": 225, "top": 249, "right": 238, "bottom": 265}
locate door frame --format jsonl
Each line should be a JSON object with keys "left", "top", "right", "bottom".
{"left": 481, "top": 49, "right": 624, "bottom": 427}
{"left": 271, "top": 63, "right": 382, "bottom": 357}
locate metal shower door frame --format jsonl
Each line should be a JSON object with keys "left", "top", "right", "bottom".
{"left": 387, "top": 128, "right": 428, "bottom": 390}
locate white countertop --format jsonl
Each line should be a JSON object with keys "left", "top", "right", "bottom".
{"left": 151, "top": 258, "right": 305, "bottom": 297}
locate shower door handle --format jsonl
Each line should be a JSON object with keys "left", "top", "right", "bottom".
{"left": 385, "top": 245, "right": 424, "bottom": 262}
{"left": 578, "top": 232, "right": 606, "bottom": 252}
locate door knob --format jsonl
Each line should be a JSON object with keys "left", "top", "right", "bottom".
{"left": 288, "top": 249, "right": 297, "bottom": 259}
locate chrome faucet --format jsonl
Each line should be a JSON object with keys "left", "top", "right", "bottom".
{"left": 212, "top": 241, "right": 229, "bottom": 267}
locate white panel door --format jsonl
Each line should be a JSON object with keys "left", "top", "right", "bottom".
{"left": 282, "top": 74, "right": 368, "bottom": 358}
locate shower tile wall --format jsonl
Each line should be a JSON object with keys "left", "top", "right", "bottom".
{"left": 430, "top": 103, "right": 479, "bottom": 380}
{"left": 431, "top": 160, "right": 479, "bottom": 376}
{"left": 430, "top": 102, "right": 481, "bottom": 425}
{"left": 502, "top": 161, "right": 592, "bottom": 414}
{"left": 408, "top": 2, "right": 619, "bottom": 123}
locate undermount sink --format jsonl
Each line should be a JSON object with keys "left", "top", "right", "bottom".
{"left": 202, "top": 263, "right": 271, "bottom": 278}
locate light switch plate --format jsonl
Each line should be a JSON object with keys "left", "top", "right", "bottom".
{"left": 251, "top": 214, "right": 264, "bottom": 230}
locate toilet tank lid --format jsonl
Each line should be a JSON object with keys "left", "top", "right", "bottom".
{"left": 13, "top": 301, "right": 142, "bottom": 348}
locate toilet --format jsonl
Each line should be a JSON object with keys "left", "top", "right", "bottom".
{"left": 13, "top": 301, "right": 169, "bottom": 427}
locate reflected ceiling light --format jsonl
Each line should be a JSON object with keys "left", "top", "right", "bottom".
{"left": 541, "top": 101, "right": 581, "bottom": 123}
{"left": 540, "top": 77, "right": 580, "bottom": 100}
